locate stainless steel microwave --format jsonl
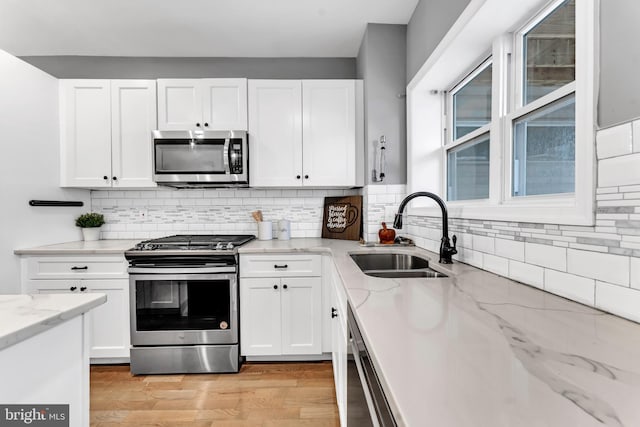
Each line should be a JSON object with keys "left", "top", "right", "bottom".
{"left": 152, "top": 130, "right": 248, "bottom": 188}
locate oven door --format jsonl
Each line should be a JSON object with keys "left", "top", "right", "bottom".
{"left": 129, "top": 272, "right": 238, "bottom": 346}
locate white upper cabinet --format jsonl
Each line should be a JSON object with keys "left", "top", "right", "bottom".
{"left": 248, "top": 80, "right": 303, "bottom": 187}
{"left": 60, "top": 80, "right": 112, "bottom": 188}
{"left": 111, "top": 81, "right": 157, "bottom": 187}
{"left": 157, "top": 78, "right": 248, "bottom": 131}
{"left": 248, "top": 79, "right": 363, "bottom": 188}
{"left": 156, "top": 79, "right": 200, "bottom": 131}
{"left": 302, "top": 80, "right": 357, "bottom": 187}
{"left": 60, "top": 79, "right": 157, "bottom": 188}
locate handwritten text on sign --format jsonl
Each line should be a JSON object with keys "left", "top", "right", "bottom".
{"left": 327, "top": 205, "right": 348, "bottom": 229}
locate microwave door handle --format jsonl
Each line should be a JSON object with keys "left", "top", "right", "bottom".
{"left": 223, "top": 138, "right": 231, "bottom": 174}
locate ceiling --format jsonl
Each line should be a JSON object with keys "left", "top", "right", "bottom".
{"left": 0, "top": 0, "right": 418, "bottom": 58}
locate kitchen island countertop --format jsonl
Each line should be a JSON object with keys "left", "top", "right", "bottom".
{"left": 240, "top": 238, "right": 640, "bottom": 427}
{"left": 0, "top": 293, "right": 106, "bottom": 351}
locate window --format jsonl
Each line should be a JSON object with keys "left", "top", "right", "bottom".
{"left": 513, "top": 94, "right": 575, "bottom": 196}
{"left": 447, "top": 134, "right": 490, "bottom": 201}
{"left": 407, "top": 0, "right": 596, "bottom": 225}
{"left": 511, "top": 0, "right": 576, "bottom": 198}
{"left": 446, "top": 60, "right": 492, "bottom": 202}
{"left": 523, "top": 0, "right": 575, "bottom": 104}
{"left": 452, "top": 63, "right": 492, "bottom": 139}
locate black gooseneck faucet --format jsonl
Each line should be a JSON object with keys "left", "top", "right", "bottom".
{"left": 393, "top": 192, "right": 457, "bottom": 264}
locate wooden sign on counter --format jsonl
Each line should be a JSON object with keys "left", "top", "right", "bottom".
{"left": 321, "top": 196, "right": 362, "bottom": 241}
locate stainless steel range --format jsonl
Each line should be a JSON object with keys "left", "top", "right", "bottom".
{"left": 125, "top": 234, "right": 255, "bottom": 375}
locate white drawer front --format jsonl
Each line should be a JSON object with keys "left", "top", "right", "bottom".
{"left": 26, "top": 279, "right": 128, "bottom": 292}
{"left": 26, "top": 256, "right": 128, "bottom": 280}
{"left": 240, "top": 254, "right": 321, "bottom": 277}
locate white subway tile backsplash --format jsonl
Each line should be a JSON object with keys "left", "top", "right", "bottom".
{"left": 631, "top": 257, "right": 640, "bottom": 290}
{"left": 544, "top": 269, "right": 595, "bottom": 305}
{"left": 567, "top": 249, "right": 629, "bottom": 286}
{"left": 508, "top": 260, "right": 544, "bottom": 289}
{"left": 494, "top": 238, "right": 525, "bottom": 261}
{"left": 455, "top": 247, "right": 483, "bottom": 269}
{"left": 595, "top": 281, "right": 640, "bottom": 323}
{"left": 472, "top": 235, "right": 495, "bottom": 254}
{"left": 633, "top": 119, "right": 640, "bottom": 153}
{"left": 525, "top": 242, "right": 567, "bottom": 271}
{"left": 596, "top": 122, "right": 633, "bottom": 159}
{"left": 596, "top": 187, "right": 619, "bottom": 194}
{"left": 598, "top": 153, "right": 640, "bottom": 187}
{"left": 482, "top": 254, "right": 509, "bottom": 276}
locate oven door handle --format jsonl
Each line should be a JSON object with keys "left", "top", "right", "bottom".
{"left": 128, "top": 266, "right": 237, "bottom": 274}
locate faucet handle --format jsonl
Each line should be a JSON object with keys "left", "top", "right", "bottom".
{"left": 451, "top": 234, "right": 458, "bottom": 254}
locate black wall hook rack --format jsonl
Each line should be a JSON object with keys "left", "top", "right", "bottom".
{"left": 29, "top": 200, "right": 84, "bottom": 207}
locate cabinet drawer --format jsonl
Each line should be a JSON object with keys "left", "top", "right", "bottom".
{"left": 26, "top": 256, "right": 128, "bottom": 280}
{"left": 240, "top": 254, "right": 321, "bottom": 277}
{"left": 26, "top": 279, "right": 129, "bottom": 292}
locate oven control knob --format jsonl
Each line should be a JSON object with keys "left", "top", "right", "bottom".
{"left": 226, "top": 242, "right": 234, "bottom": 250}
{"left": 215, "top": 242, "right": 225, "bottom": 250}
{"left": 143, "top": 243, "right": 157, "bottom": 250}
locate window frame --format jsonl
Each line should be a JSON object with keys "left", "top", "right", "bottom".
{"left": 406, "top": 0, "right": 597, "bottom": 225}
{"left": 446, "top": 56, "right": 493, "bottom": 149}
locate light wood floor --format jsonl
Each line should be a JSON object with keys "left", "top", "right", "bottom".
{"left": 90, "top": 362, "right": 340, "bottom": 427}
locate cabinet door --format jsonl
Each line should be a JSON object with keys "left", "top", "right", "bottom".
{"left": 32, "top": 279, "right": 130, "bottom": 360}
{"left": 248, "top": 80, "right": 303, "bottom": 187}
{"left": 84, "top": 280, "right": 131, "bottom": 359}
{"left": 111, "top": 80, "right": 157, "bottom": 188}
{"left": 331, "top": 272, "right": 348, "bottom": 426}
{"left": 59, "top": 80, "right": 112, "bottom": 187}
{"left": 302, "top": 80, "right": 356, "bottom": 186}
{"left": 281, "top": 277, "right": 322, "bottom": 355}
{"left": 240, "top": 277, "right": 282, "bottom": 356}
{"left": 201, "top": 78, "right": 248, "bottom": 130}
{"left": 157, "top": 79, "right": 202, "bottom": 130}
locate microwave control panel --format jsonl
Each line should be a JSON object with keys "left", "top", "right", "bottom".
{"left": 230, "top": 141, "right": 243, "bottom": 174}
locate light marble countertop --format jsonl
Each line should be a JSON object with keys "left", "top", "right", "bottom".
{"left": 0, "top": 293, "right": 107, "bottom": 351}
{"left": 240, "top": 238, "right": 640, "bottom": 427}
{"left": 14, "top": 239, "right": 139, "bottom": 255}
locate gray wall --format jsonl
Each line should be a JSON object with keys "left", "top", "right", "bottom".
{"left": 19, "top": 56, "right": 356, "bottom": 79}
{"left": 598, "top": 0, "right": 640, "bottom": 128}
{"left": 357, "top": 24, "right": 407, "bottom": 185}
{"left": 406, "top": 0, "right": 471, "bottom": 83}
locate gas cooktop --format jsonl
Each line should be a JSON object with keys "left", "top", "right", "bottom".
{"left": 126, "top": 234, "right": 256, "bottom": 255}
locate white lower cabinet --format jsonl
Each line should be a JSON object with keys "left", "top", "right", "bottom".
{"left": 239, "top": 254, "right": 323, "bottom": 357}
{"left": 22, "top": 255, "right": 131, "bottom": 361}
{"left": 329, "top": 261, "right": 348, "bottom": 426}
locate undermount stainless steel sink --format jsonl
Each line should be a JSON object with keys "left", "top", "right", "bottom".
{"left": 350, "top": 253, "right": 448, "bottom": 279}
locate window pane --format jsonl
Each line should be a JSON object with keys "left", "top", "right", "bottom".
{"left": 453, "top": 64, "right": 492, "bottom": 139}
{"left": 447, "top": 134, "right": 490, "bottom": 201}
{"left": 512, "top": 94, "right": 575, "bottom": 197}
{"left": 524, "top": 0, "right": 575, "bottom": 104}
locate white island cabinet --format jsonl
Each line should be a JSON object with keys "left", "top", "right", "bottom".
{"left": 0, "top": 293, "right": 106, "bottom": 427}
{"left": 248, "top": 79, "right": 364, "bottom": 188}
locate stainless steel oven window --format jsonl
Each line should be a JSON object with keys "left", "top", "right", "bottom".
{"left": 129, "top": 273, "right": 238, "bottom": 346}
